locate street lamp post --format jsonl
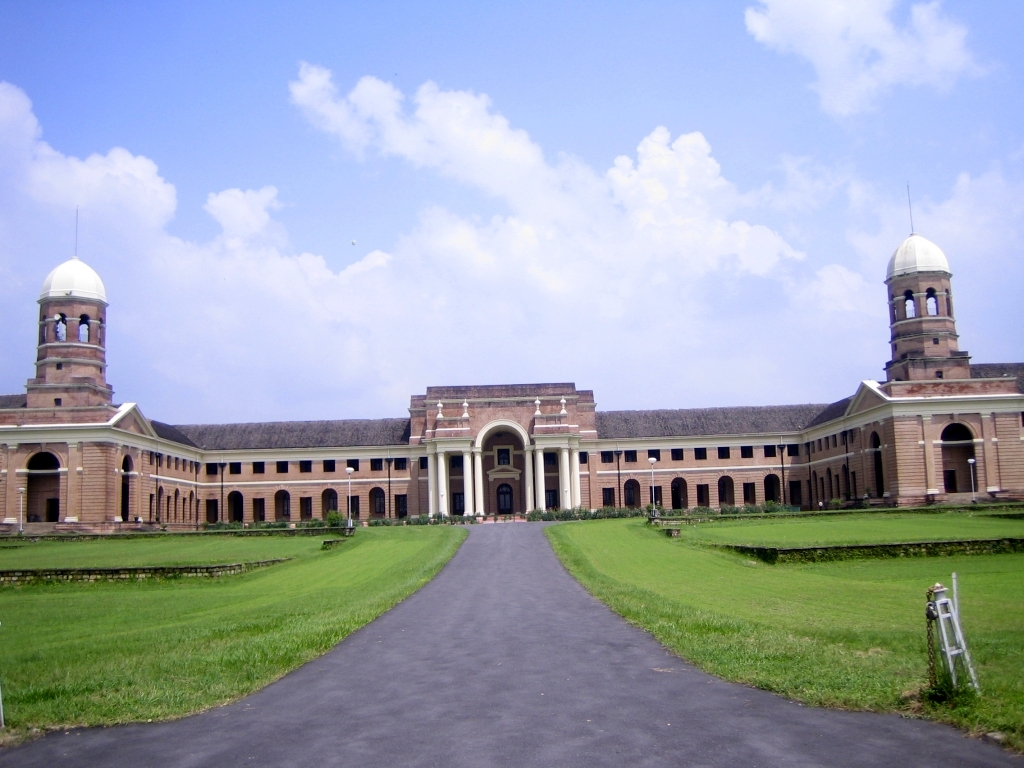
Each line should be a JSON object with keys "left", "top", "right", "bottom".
{"left": 218, "top": 462, "right": 226, "bottom": 524}
{"left": 967, "top": 457, "right": 977, "bottom": 503}
{"left": 345, "top": 465, "right": 354, "bottom": 531}
{"left": 17, "top": 487, "right": 25, "bottom": 535}
{"left": 648, "top": 456, "right": 658, "bottom": 510}
{"left": 385, "top": 457, "right": 393, "bottom": 519}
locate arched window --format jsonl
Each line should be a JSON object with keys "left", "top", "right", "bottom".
{"left": 275, "top": 490, "right": 291, "bottom": 521}
{"left": 322, "top": 488, "right": 338, "bottom": 517}
{"left": 496, "top": 483, "right": 513, "bottom": 514}
{"left": 228, "top": 491, "right": 244, "bottom": 523}
{"left": 925, "top": 288, "right": 939, "bottom": 316}
{"left": 623, "top": 479, "right": 640, "bottom": 508}
{"left": 904, "top": 290, "right": 916, "bottom": 319}
{"left": 26, "top": 452, "right": 61, "bottom": 523}
{"left": 717, "top": 476, "right": 735, "bottom": 507}
{"left": 764, "top": 474, "right": 781, "bottom": 503}
{"left": 870, "top": 431, "right": 884, "bottom": 498}
{"left": 670, "top": 478, "right": 688, "bottom": 510}
{"left": 78, "top": 315, "right": 91, "bottom": 342}
{"left": 940, "top": 423, "right": 975, "bottom": 494}
{"left": 370, "top": 487, "right": 386, "bottom": 516}
{"left": 54, "top": 313, "right": 67, "bottom": 341}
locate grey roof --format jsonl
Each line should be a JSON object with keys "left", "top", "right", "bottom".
{"left": 151, "top": 421, "right": 199, "bottom": 448}
{"left": 971, "top": 363, "right": 1024, "bottom": 394}
{"left": 595, "top": 403, "right": 834, "bottom": 440}
{"left": 0, "top": 394, "right": 27, "bottom": 409}
{"left": 803, "top": 397, "right": 853, "bottom": 428}
{"left": 167, "top": 418, "right": 412, "bottom": 451}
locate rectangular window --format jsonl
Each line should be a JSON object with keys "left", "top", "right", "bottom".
{"left": 323, "top": 459, "right": 336, "bottom": 472}
{"left": 602, "top": 488, "right": 616, "bottom": 507}
{"left": 743, "top": 482, "right": 756, "bottom": 504}
{"left": 448, "top": 455, "right": 462, "bottom": 470}
{"left": 787, "top": 444, "right": 800, "bottom": 457}
{"left": 579, "top": 451, "right": 588, "bottom": 464}
{"left": 174, "top": 457, "right": 180, "bottom": 470}
{"left": 717, "top": 447, "right": 730, "bottom": 460}
{"left": 647, "top": 449, "right": 661, "bottom": 461}
{"left": 452, "top": 492, "right": 464, "bottom": 515}
{"left": 545, "top": 489, "right": 558, "bottom": 509}
{"left": 420, "top": 456, "right": 428, "bottom": 470}
{"left": 299, "top": 460, "right": 312, "bottom": 473}
{"left": 394, "top": 457, "right": 407, "bottom": 471}
{"left": 817, "top": 439, "right": 822, "bottom": 451}
{"left": 253, "top": 461, "right": 265, "bottom": 474}
{"left": 395, "top": 494, "right": 408, "bottom": 517}
{"left": 205, "top": 463, "right": 219, "bottom": 476}
{"left": 276, "top": 461, "right": 289, "bottom": 474}
{"left": 740, "top": 446, "right": 753, "bottom": 459}
{"left": 348, "top": 495, "right": 360, "bottom": 517}
{"left": 149, "top": 452, "right": 154, "bottom": 465}
{"left": 650, "top": 485, "right": 662, "bottom": 506}
{"left": 544, "top": 452, "right": 557, "bottom": 467}
{"left": 696, "top": 484, "right": 710, "bottom": 507}
{"left": 497, "top": 448, "right": 511, "bottom": 466}
{"left": 205, "top": 499, "right": 219, "bottom": 523}
{"left": 347, "top": 459, "right": 359, "bottom": 471}
{"left": 763, "top": 445, "right": 777, "bottom": 458}
{"left": 694, "top": 447, "right": 707, "bottom": 460}
{"left": 371, "top": 458, "right": 384, "bottom": 471}
{"left": 252, "top": 497, "right": 265, "bottom": 522}
{"left": 601, "top": 451, "right": 614, "bottom": 464}
{"left": 671, "top": 448, "right": 683, "bottom": 461}
{"left": 229, "top": 462, "right": 241, "bottom": 475}
{"left": 299, "top": 497, "right": 313, "bottom": 520}
{"left": 624, "top": 450, "right": 637, "bottom": 463}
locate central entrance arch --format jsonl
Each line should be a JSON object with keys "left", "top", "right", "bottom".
{"left": 477, "top": 421, "right": 529, "bottom": 515}
{"left": 27, "top": 452, "right": 61, "bottom": 523}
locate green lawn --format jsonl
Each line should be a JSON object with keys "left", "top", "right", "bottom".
{"left": 547, "top": 518, "right": 1024, "bottom": 750}
{"left": 671, "top": 512, "right": 1024, "bottom": 548}
{"left": 0, "top": 535, "right": 328, "bottom": 569}
{"left": 0, "top": 526, "right": 465, "bottom": 740}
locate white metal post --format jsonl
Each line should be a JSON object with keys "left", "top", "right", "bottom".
{"left": 648, "top": 456, "right": 657, "bottom": 508}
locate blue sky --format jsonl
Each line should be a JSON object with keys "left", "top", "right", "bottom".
{"left": 1, "top": 1, "right": 1021, "bottom": 423}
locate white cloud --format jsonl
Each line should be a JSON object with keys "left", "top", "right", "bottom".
{"left": 11, "top": 72, "right": 1009, "bottom": 422}
{"left": 745, "top": 0, "right": 980, "bottom": 116}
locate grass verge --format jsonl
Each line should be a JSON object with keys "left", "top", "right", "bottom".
{"left": 546, "top": 518, "right": 1023, "bottom": 751}
{"left": 0, "top": 525, "right": 465, "bottom": 744}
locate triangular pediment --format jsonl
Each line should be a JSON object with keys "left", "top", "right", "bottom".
{"left": 846, "top": 381, "right": 889, "bottom": 417}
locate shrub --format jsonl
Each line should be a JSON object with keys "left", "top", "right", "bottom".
{"left": 827, "top": 498, "right": 844, "bottom": 510}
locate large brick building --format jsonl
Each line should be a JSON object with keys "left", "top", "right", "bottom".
{"left": 2, "top": 234, "right": 1022, "bottom": 529}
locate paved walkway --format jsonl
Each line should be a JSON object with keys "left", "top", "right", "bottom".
{"left": 1, "top": 524, "right": 1016, "bottom": 767}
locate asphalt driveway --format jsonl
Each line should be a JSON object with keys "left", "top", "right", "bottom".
{"left": 0, "top": 522, "right": 1015, "bottom": 767}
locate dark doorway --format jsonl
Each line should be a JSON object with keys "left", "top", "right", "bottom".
{"left": 670, "top": 478, "right": 688, "bottom": 509}
{"left": 717, "top": 476, "right": 735, "bottom": 506}
{"left": 497, "top": 483, "right": 513, "bottom": 514}
{"left": 228, "top": 491, "right": 244, "bottom": 523}
{"left": 764, "top": 474, "right": 781, "bottom": 503}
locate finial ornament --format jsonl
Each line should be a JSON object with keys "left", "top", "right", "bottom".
{"left": 559, "top": 397, "right": 567, "bottom": 415}
{"left": 462, "top": 400, "right": 469, "bottom": 418}
{"left": 436, "top": 400, "right": 443, "bottom": 420}
{"left": 534, "top": 398, "right": 541, "bottom": 417}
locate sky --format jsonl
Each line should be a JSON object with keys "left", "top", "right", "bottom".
{"left": 0, "top": 0, "right": 1021, "bottom": 424}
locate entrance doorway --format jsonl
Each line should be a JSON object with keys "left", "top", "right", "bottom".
{"left": 497, "top": 483, "right": 513, "bottom": 514}
{"left": 27, "top": 452, "right": 60, "bottom": 523}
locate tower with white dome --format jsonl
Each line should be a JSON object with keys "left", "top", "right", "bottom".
{"left": 25, "top": 256, "right": 115, "bottom": 413}
{"left": 884, "top": 233, "right": 970, "bottom": 382}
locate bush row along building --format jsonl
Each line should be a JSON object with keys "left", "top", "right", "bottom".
{"left": 1, "top": 233, "right": 1022, "bottom": 529}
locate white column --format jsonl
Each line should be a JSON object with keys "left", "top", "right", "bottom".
{"left": 524, "top": 448, "right": 535, "bottom": 512}
{"left": 427, "top": 452, "right": 437, "bottom": 517}
{"left": 462, "top": 450, "right": 474, "bottom": 516}
{"left": 570, "top": 448, "right": 581, "bottom": 509}
{"left": 474, "top": 450, "right": 485, "bottom": 516}
{"left": 535, "top": 448, "right": 546, "bottom": 509}
{"left": 436, "top": 449, "right": 448, "bottom": 517}
{"left": 559, "top": 447, "right": 571, "bottom": 510}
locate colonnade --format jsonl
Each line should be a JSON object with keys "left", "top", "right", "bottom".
{"left": 428, "top": 442, "right": 583, "bottom": 516}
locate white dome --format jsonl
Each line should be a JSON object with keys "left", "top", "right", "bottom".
{"left": 39, "top": 258, "right": 107, "bottom": 304}
{"left": 886, "top": 234, "right": 950, "bottom": 280}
